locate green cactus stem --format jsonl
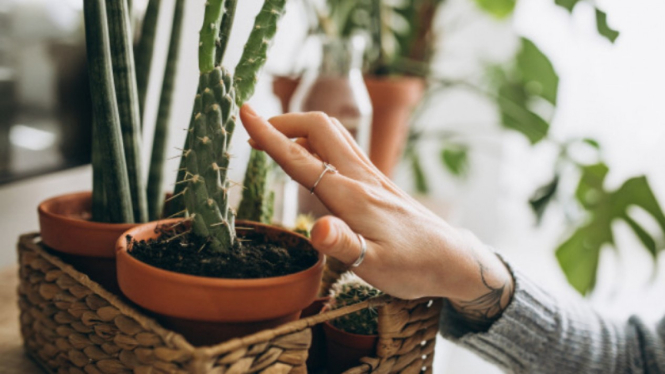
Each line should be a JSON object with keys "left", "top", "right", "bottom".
{"left": 198, "top": 0, "right": 226, "bottom": 73}
{"left": 328, "top": 275, "right": 383, "bottom": 335}
{"left": 237, "top": 149, "right": 274, "bottom": 223}
{"left": 135, "top": 0, "right": 160, "bottom": 118}
{"left": 106, "top": 0, "right": 148, "bottom": 223}
{"left": 146, "top": 0, "right": 184, "bottom": 221}
{"left": 215, "top": 0, "right": 238, "bottom": 66}
{"left": 181, "top": 67, "right": 238, "bottom": 252}
{"left": 233, "top": 0, "right": 287, "bottom": 106}
{"left": 84, "top": 0, "right": 134, "bottom": 224}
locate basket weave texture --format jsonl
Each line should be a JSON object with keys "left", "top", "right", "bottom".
{"left": 17, "top": 233, "right": 443, "bottom": 374}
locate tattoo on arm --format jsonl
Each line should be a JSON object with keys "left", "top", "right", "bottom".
{"left": 450, "top": 260, "right": 514, "bottom": 332}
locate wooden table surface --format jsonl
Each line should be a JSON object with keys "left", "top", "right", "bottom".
{"left": 0, "top": 265, "right": 43, "bottom": 374}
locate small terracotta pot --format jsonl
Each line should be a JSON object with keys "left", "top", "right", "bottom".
{"left": 365, "top": 76, "right": 425, "bottom": 178}
{"left": 321, "top": 305, "right": 378, "bottom": 374}
{"left": 302, "top": 296, "right": 330, "bottom": 371}
{"left": 271, "top": 75, "right": 425, "bottom": 178}
{"left": 38, "top": 191, "right": 137, "bottom": 293}
{"left": 116, "top": 219, "right": 325, "bottom": 346}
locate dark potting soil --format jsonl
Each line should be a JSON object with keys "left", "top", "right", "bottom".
{"left": 127, "top": 225, "right": 319, "bottom": 279}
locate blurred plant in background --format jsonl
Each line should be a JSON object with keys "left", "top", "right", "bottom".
{"left": 295, "top": 0, "right": 665, "bottom": 295}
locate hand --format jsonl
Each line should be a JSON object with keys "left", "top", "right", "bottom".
{"left": 240, "top": 105, "right": 514, "bottom": 327}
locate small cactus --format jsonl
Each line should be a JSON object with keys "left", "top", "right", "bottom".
{"left": 237, "top": 149, "right": 275, "bottom": 224}
{"left": 328, "top": 274, "right": 383, "bottom": 335}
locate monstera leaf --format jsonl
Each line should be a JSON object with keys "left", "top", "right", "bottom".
{"left": 494, "top": 38, "right": 559, "bottom": 144}
{"left": 556, "top": 163, "right": 665, "bottom": 295}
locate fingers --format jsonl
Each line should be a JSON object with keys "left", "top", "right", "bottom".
{"left": 266, "top": 112, "right": 363, "bottom": 173}
{"left": 240, "top": 105, "right": 348, "bottom": 204}
{"left": 311, "top": 216, "right": 369, "bottom": 266}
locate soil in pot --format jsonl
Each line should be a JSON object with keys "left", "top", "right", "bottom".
{"left": 118, "top": 220, "right": 324, "bottom": 346}
{"left": 128, "top": 224, "right": 318, "bottom": 279}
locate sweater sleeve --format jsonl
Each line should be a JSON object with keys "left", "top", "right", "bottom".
{"left": 438, "top": 260, "right": 665, "bottom": 373}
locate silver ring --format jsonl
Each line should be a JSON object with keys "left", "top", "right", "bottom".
{"left": 310, "top": 162, "right": 338, "bottom": 194}
{"left": 351, "top": 234, "right": 367, "bottom": 268}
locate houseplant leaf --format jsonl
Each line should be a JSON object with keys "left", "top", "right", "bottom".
{"left": 595, "top": 9, "right": 620, "bottom": 43}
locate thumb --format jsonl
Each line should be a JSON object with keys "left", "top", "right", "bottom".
{"left": 310, "top": 216, "right": 363, "bottom": 266}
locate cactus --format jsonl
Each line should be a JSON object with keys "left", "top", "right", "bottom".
{"left": 328, "top": 274, "right": 383, "bottom": 335}
{"left": 168, "top": 0, "right": 287, "bottom": 251}
{"left": 83, "top": 0, "right": 134, "bottom": 224}
{"left": 106, "top": 0, "right": 148, "bottom": 223}
{"left": 237, "top": 149, "right": 275, "bottom": 224}
{"left": 135, "top": 0, "right": 161, "bottom": 119}
{"left": 146, "top": 0, "right": 185, "bottom": 221}
{"left": 233, "top": 0, "right": 286, "bottom": 106}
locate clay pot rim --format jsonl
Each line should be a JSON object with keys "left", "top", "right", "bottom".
{"left": 320, "top": 304, "right": 379, "bottom": 339}
{"left": 38, "top": 191, "right": 137, "bottom": 230}
{"left": 117, "top": 218, "right": 326, "bottom": 289}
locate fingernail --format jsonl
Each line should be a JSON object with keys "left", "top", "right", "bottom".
{"left": 321, "top": 221, "right": 337, "bottom": 247}
{"left": 242, "top": 104, "right": 258, "bottom": 117}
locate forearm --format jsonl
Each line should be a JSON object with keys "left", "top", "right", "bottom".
{"left": 439, "top": 255, "right": 665, "bottom": 374}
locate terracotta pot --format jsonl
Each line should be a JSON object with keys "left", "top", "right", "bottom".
{"left": 116, "top": 219, "right": 325, "bottom": 346}
{"left": 302, "top": 296, "right": 330, "bottom": 371}
{"left": 365, "top": 76, "right": 425, "bottom": 177}
{"left": 38, "top": 191, "right": 137, "bottom": 293}
{"left": 321, "top": 305, "right": 378, "bottom": 374}
{"left": 271, "top": 75, "right": 425, "bottom": 178}
{"left": 272, "top": 75, "right": 301, "bottom": 113}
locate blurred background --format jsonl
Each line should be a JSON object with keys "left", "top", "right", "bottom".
{"left": 0, "top": 0, "right": 663, "bottom": 372}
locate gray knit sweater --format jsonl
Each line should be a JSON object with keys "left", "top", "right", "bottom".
{"left": 439, "top": 266, "right": 665, "bottom": 373}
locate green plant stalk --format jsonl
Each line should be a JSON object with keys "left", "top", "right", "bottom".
{"left": 237, "top": 149, "right": 274, "bottom": 223}
{"left": 106, "top": 0, "right": 148, "bottom": 223}
{"left": 233, "top": 0, "right": 287, "bottom": 106}
{"left": 147, "top": 0, "right": 184, "bottom": 221}
{"left": 135, "top": 0, "right": 160, "bottom": 118}
{"left": 215, "top": 0, "right": 238, "bottom": 66}
{"left": 91, "top": 120, "right": 108, "bottom": 223}
{"left": 84, "top": 0, "right": 134, "bottom": 224}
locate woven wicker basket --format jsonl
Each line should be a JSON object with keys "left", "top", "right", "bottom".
{"left": 17, "top": 233, "right": 443, "bottom": 374}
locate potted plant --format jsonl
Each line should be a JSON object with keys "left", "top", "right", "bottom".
{"left": 272, "top": 0, "right": 442, "bottom": 177}
{"left": 38, "top": 0, "right": 182, "bottom": 292}
{"left": 116, "top": 0, "right": 325, "bottom": 347}
{"left": 322, "top": 274, "right": 383, "bottom": 374}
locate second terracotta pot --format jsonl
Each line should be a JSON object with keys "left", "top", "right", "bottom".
{"left": 38, "top": 191, "right": 137, "bottom": 293}
{"left": 322, "top": 305, "right": 378, "bottom": 374}
{"left": 116, "top": 219, "right": 325, "bottom": 346}
{"left": 365, "top": 76, "right": 425, "bottom": 178}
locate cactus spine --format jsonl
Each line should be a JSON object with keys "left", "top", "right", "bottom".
{"left": 146, "top": 0, "right": 185, "bottom": 221}
{"left": 106, "top": 0, "right": 148, "bottom": 223}
{"left": 237, "top": 149, "right": 274, "bottom": 223}
{"left": 328, "top": 274, "right": 382, "bottom": 335}
{"left": 83, "top": 0, "right": 134, "bottom": 224}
